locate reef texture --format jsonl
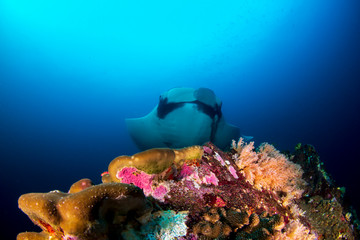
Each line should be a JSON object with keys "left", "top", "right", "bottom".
{"left": 18, "top": 141, "right": 359, "bottom": 239}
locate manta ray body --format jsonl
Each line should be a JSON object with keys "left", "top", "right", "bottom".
{"left": 126, "top": 87, "right": 241, "bottom": 150}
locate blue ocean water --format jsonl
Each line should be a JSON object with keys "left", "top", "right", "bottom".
{"left": 1, "top": 0, "right": 359, "bottom": 237}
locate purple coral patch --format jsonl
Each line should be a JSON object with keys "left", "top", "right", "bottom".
{"left": 116, "top": 167, "right": 169, "bottom": 201}
{"left": 116, "top": 167, "right": 153, "bottom": 195}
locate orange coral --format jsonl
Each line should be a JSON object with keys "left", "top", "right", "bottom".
{"left": 233, "top": 138, "right": 305, "bottom": 204}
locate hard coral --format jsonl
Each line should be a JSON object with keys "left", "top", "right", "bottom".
{"left": 193, "top": 207, "right": 285, "bottom": 240}
{"left": 18, "top": 182, "right": 152, "bottom": 240}
{"left": 68, "top": 178, "right": 93, "bottom": 193}
{"left": 17, "top": 232, "right": 50, "bottom": 240}
{"left": 236, "top": 212, "right": 287, "bottom": 240}
{"left": 108, "top": 145, "right": 203, "bottom": 178}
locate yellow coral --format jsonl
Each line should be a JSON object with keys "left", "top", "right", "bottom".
{"left": 17, "top": 232, "right": 53, "bottom": 240}
{"left": 18, "top": 182, "right": 152, "bottom": 239}
{"left": 108, "top": 146, "right": 203, "bottom": 181}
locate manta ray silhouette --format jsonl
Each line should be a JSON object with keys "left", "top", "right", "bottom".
{"left": 126, "top": 87, "right": 241, "bottom": 150}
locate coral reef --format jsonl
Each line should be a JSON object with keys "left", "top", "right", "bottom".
{"left": 291, "top": 144, "right": 360, "bottom": 239}
{"left": 18, "top": 140, "right": 359, "bottom": 239}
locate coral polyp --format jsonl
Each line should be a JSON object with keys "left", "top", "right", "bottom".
{"left": 17, "top": 140, "right": 359, "bottom": 239}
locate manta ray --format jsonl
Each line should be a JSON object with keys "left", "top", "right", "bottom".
{"left": 126, "top": 87, "right": 248, "bottom": 150}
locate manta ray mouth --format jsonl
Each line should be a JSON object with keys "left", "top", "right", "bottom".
{"left": 157, "top": 98, "right": 222, "bottom": 120}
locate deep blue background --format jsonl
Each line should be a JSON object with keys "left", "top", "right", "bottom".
{"left": 1, "top": 0, "right": 360, "bottom": 238}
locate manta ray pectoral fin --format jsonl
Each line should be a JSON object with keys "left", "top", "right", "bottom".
{"left": 240, "top": 134, "right": 254, "bottom": 141}
{"left": 213, "top": 116, "right": 240, "bottom": 150}
{"left": 126, "top": 108, "right": 168, "bottom": 150}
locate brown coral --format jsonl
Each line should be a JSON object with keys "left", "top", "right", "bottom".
{"left": 18, "top": 182, "right": 153, "bottom": 240}
{"left": 224, "top": 208, "right": 249, "bottom": 229}
{"left": 193, "top": 207, "right": 285, "bottom": 240}
{"left": 235, "top": 213, "right": 284, "bottom": 240}
{"left": 68, "top": 178, "right": 93, "bottom": 193}
{"left": 108, "top": 145, "right": 203, "bottom": 180}
{"left": 193, "top": 221, "right": 232, "bottom": 239}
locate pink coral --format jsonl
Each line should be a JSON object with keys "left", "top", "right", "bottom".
{"left": 179, "top": 164, "right": 219, "bottom": 187}
{"left": 179, "top": 164, "right": 196, "bottom": 178}
{"left": 152, "top": 185, "right": 169, "bottom": 202}
{"left": 117, "top": 167, "right": 169, "bottom": 201}
{"left": 228, "top": 166, "right": 238, "bottom": 179}
{"left": 204, "top": 172, "right": 219, "bottom": 186}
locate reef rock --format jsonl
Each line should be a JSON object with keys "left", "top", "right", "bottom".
{"left": 18, "top": 140, "right": 360, "bottom": 239}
